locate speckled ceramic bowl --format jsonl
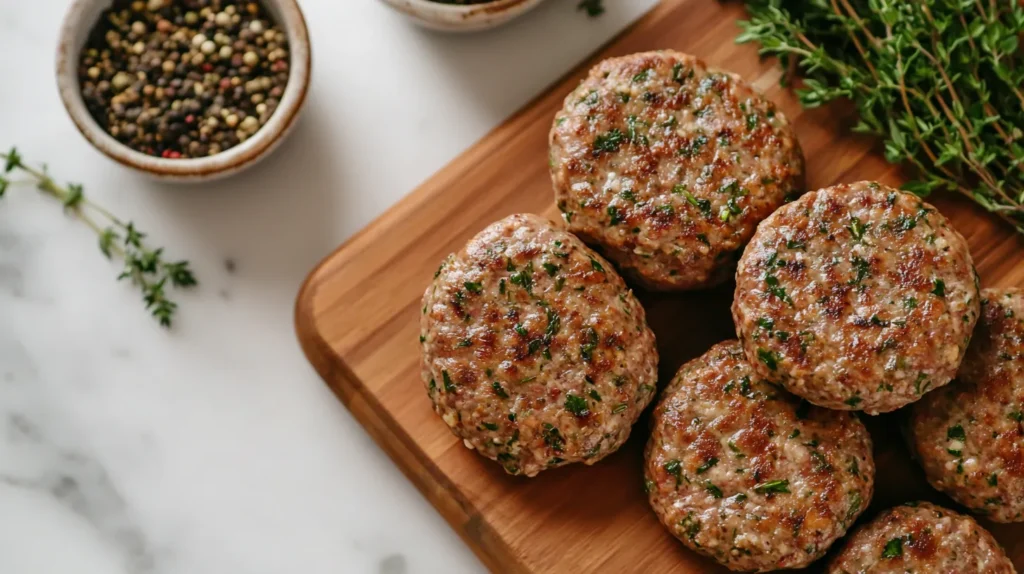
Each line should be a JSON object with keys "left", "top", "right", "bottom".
{"left": 56, "top": 0, "right": 311, "bottom": 182}
{"left": 380, "top": 0, "right": 548, "bottom": 32}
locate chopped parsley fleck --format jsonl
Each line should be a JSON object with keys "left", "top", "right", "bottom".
{"left": 757, "top": 348, "right": 780, "bottom": 371}
{"left": 683, "top": 191, "right": 711, "bottom": 216}
{"left": 589, "top": 389, "right": 602, "bottom": 402}
{"left": 850, "top": 256, "right": 871, "bottom": 286}
{"left": 789, "top": 429, "right": 801, "bottom": 439}
{"left": 745, "top": 113, "right": 759, "bottom": 130}
{"left": 727, "top": 440, "right": 744, "bottom": 456}
{"left": 542, "top": 423, "right": 565, "bottom": 452}
{"left": 894, "top": 214, "right": 917, "bottom": 231}
{"left": 753, "top": 479, "right": 790, "bottom": 495}
{"left": 786, "top": 239, "right": 805, "bottom": 250}
{"left": 679, "top": 134, "right": 708, "bottom": 158}
{"left": 442, "top": 370, "right": 456, "bottom": 393}
{"left": 618, "top": 92, "right": 630, "bottom": 103}
{"left": 844, "top": 396, "right": 863, "bottom": 407}
{"left": 419, "top": 335, "right": 426, "bottom": 343}
{"left": 463, "top": 281, "right": 483, "bottom": 294}
{"left": 671, "top": 62, "right": 685, "bottom": 83}
{"left": 580, "top": 326, "right": 599, "bottom": 362}
{"left": 514, "top": 323, "right": 528, "bottom": 337}
{"left": 632, "top": 68, "right": 650, "bottom": 83}
{"left": 481, "top": 422, "right": 499, "bottom": 431}
{"left": 664, "top": 459, "right": 683, "bottom": 485}
{"left": 612, "top": 403, "right": 628, "bottom": 414}
{"left": 672, "top": 183, "right": 687, "bottom": 195}
{"left": 845, "top": 491, "right": 862, "bottom": 523}
{"left": 456, "top": 339, "right": 472, "bottom": 347}
{"left": 882, "top": 537, "right": 903, "bottom": 559}
{"left": 757, "top": 317, "right": 774, "bottom": 331}
{"left": 607, "top": 205, "right": 623, "bottom": 225}
{"left": 932, "top": 278, "right": 946, "bottom": 297}
{"left": 1010, "top": 411, "right": 1024, "bottom": 422}
{"left": 565, "top": 393, "right": 590, "bottom": 417}
{"left": 696, "top": 458, "right": 719, "bottom": 474}
{"left": 619, "top": 189, "right": 636, "bottom": 202}
{"left": 592, "top": 129, "right": 626, "bottom": 156}
{"left": 589, "top": 257, "right": 605, "bottom": 273}
{"left": 989, "top": 473, "right": 999, "bottom": 486}
{"left": 492, "top": 382, "right": 509, "bottom": 399}
{"left": 428, "top": 378, "right": 436, "bottom": 393}
{"left": 542, "top": 262, "right": 559, "bottom": 276}
{"left": 904, "top": 296, "right": 918, "bottom": 310}
{"left": 704, "top": 481, "right": 723, "bottom": 498}
{"left": 947, "top": 424, "right": 966, "bottom": 441}
{"left": 847, "top": 217, "right": 868, "bottom": 241}
{"left": 509, "top": 262, "right": 534, "bottom": 293}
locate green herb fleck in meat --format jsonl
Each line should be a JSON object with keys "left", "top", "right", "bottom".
{"left": 593, "top": 129, "right": 625, "bottom": 155}
{"left": 757, "top": 348, "right": 780, "bottom": 371}
{"left": 612, "top": 403, "right": 628, "bottom": 414}
{"left": 753, "top": 479, "right": 790, "bottom": 495}
{"left": 664, "top": 459, "right": 683, "bottom": 486}
{"left": 607, "top": 205, "right": 623, "bottom": 225}
{"left": 683, "top": 191, "right": 711, "bottom": 216}
{"left": 948, "top": 424, "right": 966, "bottom": 441}
{"left": 580, "top": 327, "right": 599, "bottom": 362}
{"left": 844, "top": 396, "right": 862, "bottom": 407}
{"left": 463, "top": 281, "right": 483, "bottom": 294}
{"left": 704, "top": 481, "right": 723, "bottom": 498}
{"left": 481, "top": 422, "right": 498, "bottom": 431}
{"left": 542, "top": 262, "right": 559, "bottom": 276}
{"left": 932, "top": 278, "right": 946, "bottom": 297}
{"left": 442, "top": 370, "right": 456, "bottom": 393}
{"left": 492, "top": 382, "right": 509, "bottom": 399}
{"left": 696, "top": 457, "right": 719, "bottom": 474}
{"left": 542, "top": 423, "right": 565, "bottom": 452}
{"left": 847, "top": 217, "right": 868, "bottom": 241}
{"left": 509, "top": 262, "right": 534, "bottom": 293}
{"left": 882, "top": 537, "right": 903, "bottom": 559}
{"left": 565, "top": 393, "right": 590, "bottom": 417}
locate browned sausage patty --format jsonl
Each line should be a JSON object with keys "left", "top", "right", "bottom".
{"left": 644, "top": 340, "right": 873, "bottom": 571}
{"left": 733, "top": 181, "right": 980, "bottom": 414}
{"left": 908, "top": 288, "right": 1024, "bottom": 522}
{"left": 420, "top": 214, "right": 659, "bottom": 477}
{"left": 827, "top": 502, "right": 1015, "bottom": 573}
{"left": 549, "top": 51, "right": 804, "bottom": 290}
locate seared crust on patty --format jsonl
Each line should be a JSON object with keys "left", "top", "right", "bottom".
{"left": 644, "top": 340, "right": 873, "bottom": 572}
{"left": 827, "top": 502, "right": 1015, "bottom": 573}
{"left": 549, "top": 51, "right": 804, "bottom": 290}
{"left": 909, "top": 288, "right": 1024, "bottom": 522}
{"left": 420, "top": 214, "right": 659, "bottom": 477}
{"left": 733, "top": 181, "right": 980, "bottom": 414}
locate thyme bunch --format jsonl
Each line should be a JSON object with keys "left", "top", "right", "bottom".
{"left": 0, "top": 148, "right": 197, "bottom": 327}
{"left": 738, "top": 0, "right": 1024, "bottom": 233}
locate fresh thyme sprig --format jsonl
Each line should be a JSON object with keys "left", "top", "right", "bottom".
{"left": 738, "top": 0, "right": 1024, "bottom": 233}
{"left": 0, "top": 148, "right": 197, "bottom": 327}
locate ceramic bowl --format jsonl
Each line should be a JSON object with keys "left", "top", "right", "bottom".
{"left": 56, "top": 0, "right": 312, "bottom": 182}
{"left": 379, "top": 0, "right": 548, "bottom": 32}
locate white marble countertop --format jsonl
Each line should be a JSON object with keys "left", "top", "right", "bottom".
{"left": 0, "top": 1, "right": 655, "bottom": 572}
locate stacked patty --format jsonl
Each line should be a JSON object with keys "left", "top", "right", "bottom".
{"left": 549, "top": 51, "right": 804, "bottom": 290}
{"left": 827, "top": 502, "right": 1015, "bottom": 573}
{"left": 420, "top": 214, "right": 658, "bottom": 477}
{"left": 733, "top": 181, "right": 980, "bottom": 414}
{"left": 908, "top": 288, "right": 1024, "bottom": 522}
{"left": 645, "top": 341, "right": 874, "bottom": 571}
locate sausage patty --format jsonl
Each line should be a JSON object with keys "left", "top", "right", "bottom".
{"left": 733, "top": 181, "right": 980, "bottom": 414}
{"left": 549, "top": 51, "right": 804, "bottom": 290}
{"left": 827, "top": 502, "right": 1015, "bottom": 573}
{"left": 420, "top": 214, "right": 659, "bottom": 477}
{"left": 908, "top": 288, "right": 1024, "bottom": 522}
{"left": 644, "top": 340, "right": 873, "bottom": 571}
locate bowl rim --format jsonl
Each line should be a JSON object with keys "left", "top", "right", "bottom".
{"left": 55, "top": 0, "right": 312, "bottom": 181}
{"left": 394, "top": 0, "right": 541, "bottom": 12}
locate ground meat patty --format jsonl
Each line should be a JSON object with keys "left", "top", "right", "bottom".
{"left": 827, "top": 502, "right": 1015, "bottom": 573}
{"left": 420, "top": 214, "right": 659, "bottom": 477}
{"left": 549, "top": 51, "right": 804, "bottom": 290}
{"left": 733, "top": 181, "right": 980, "bottom": 414}
{"left": 908, "top": 288, "right": 1024, "bottom": 522}
{"left": 644, "top": 340, "right": 873, "bottom": 572}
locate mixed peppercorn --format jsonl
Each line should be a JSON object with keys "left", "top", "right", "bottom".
{"left": 78, "top": 0, "right": 289, "bottom": 159}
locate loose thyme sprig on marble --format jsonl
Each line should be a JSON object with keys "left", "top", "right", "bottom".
{"left": 0, "top": 148, "right": 197, "bottom": 327}
{"left": 738, "top": 0, "right": 1024, "bottom": 233}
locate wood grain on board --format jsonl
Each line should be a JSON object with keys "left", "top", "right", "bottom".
{"left": 295, "top": 0, "right": 1024, "bottom": 571}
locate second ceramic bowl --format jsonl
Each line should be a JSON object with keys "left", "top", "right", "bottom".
{"left": 380, "top": 0, "right": 549, "bottom": 32}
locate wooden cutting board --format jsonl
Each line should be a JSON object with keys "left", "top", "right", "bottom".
{"left": 295, "top": 0, "right": 1024, "bottom": 571}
